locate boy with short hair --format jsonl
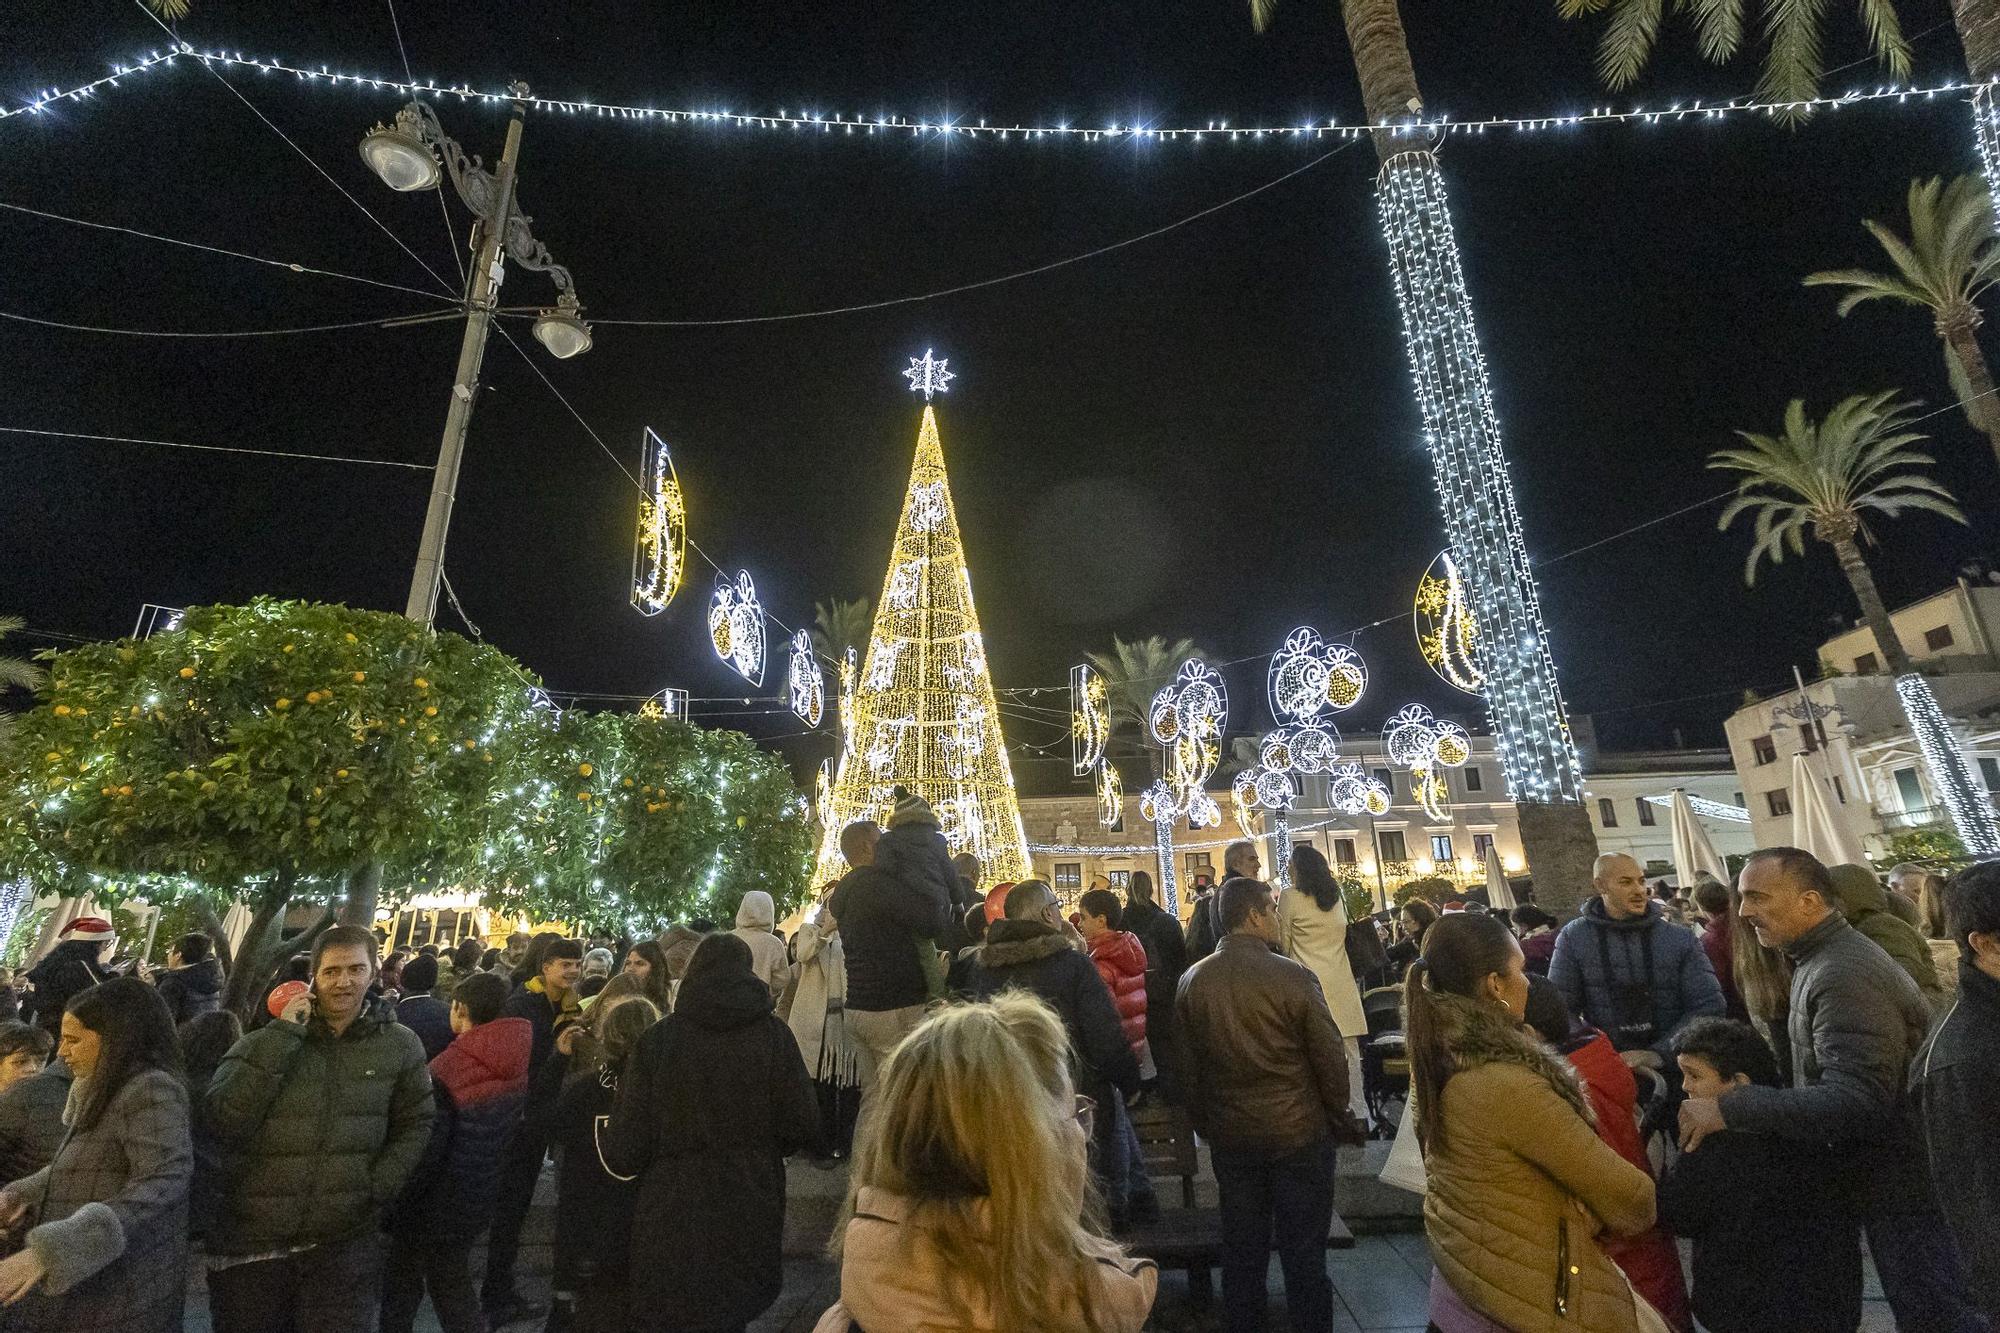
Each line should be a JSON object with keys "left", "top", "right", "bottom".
{"left": 1658, "top": 1017, "right": 1862, "bottom": 1333}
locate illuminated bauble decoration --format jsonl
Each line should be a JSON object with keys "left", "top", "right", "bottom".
{"left": 1384, "top": 703, "right": 1441, "bottom": 767}
{"left": 1260, "top": 729, "right": 1295, "bottom": 773}
{"left": 631, "top": 427, "right": 687, "bottom": 615}
{"left": 1255, "top": 768, "right": 1295, "bottom": 809}
{"left": 1139, "top": 778, "right": 1176, "bottom": 824}
{"left": 1231, "top": 770, "right": 1260, "bottom": 831}
{"left": 1414, "top": 550, "right": 1483, "bottom": 695}
{"left": 1431, "top": 720, "right": 1472, "bottom": 768}
{"left": 1070, "top": 663, "right": 1110, "bottom": 776}
{"left": 1187, "top": 791, "right": 1222, "bottom": 829}
{"left": 1292, "top": 724, "right": 1340, "bottom": 773}
{"left": 708, "top": 571, "right": 766, "bottom": 685}
{"left": 1365, "top": 782, "right": 1392, "bottom": 816}
{"left": 1268, "top": 627, "right": 1367, "bottom": 724}
{"left": 1152, "top": 660, "right": 1228, "bottom": 746}
{"left": 788, "top": 630, "right": 825, "bottom": 726}
{"left": 1323, "top": 646, "right": 1367, "bottom": 711}
{"left": 1096, "top": 762, "right": 1123, "bottom": 828}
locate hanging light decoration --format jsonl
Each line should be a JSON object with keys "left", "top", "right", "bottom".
{"left": 1096, "top": 761, "right": 1123, "bottom": 828}
{"left": 1415, "top": 550, "right": 1483, "bottom": 695}
{"left": 636, "top": 687, "right": 689, "bottom": 721}
{"left": 1896, "top": 673, "right": 2000, "bottom": 858}
{"left": 788, "top": 630, "right": 825, "bottom": 726}
{"left": 1071, "top": 663, "right": 1111, "bottom": 775}
{"left": 838, "top": 647, "right": 858, "bottom": 763}
{"left": 707, "top": 571, "right": 766, "bottom": 685}
{"left": 631, "top": 427, "right": 687, "bottom": 615}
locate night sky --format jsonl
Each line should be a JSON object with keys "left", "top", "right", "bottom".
{"left": 3, "top": 0, "right": 1995, "bottom": 792}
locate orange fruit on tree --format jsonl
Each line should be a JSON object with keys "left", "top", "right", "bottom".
{"left": 179, "top": 666, "right": 195, "bottom": 679}
{"left": 275, "top": 699, "right": 291, "bottom": 710}
{"left": 52, "top": 705, "right": 69, "bottom": 717}
{"left": 578, "top": 763, "right": 594, "bottom": 777}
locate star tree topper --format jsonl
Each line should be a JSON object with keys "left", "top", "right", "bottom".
{"left": 903, "top": 348, "right": 956, "bottom": 400}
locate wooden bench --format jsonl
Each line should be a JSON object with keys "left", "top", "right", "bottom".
{"left": 1121, "top": 1100, "right": 1354, "bottom": 1304}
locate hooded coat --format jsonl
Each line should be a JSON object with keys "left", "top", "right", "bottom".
{"left": 829, "top": 864, "right": 943, "bottom": 1014}
{"left": 1084, "top": 928, "right": 1149, "bottom": 1057}
{"left": 873, "top": 797, "right": 961, "bottom": 922}
{"left": 201, "top": 998, "right": 434, "bottom": 1255}
{"left": 390, "top": 1015, "right": 530, "bottom": 1245}
{"left": 1418, "top": 993, "right": 1655, "bottom": 1333}
{"left": 1825, "top": 863, "right": 1945, "bottom": 1008}
{"left": 0, "top": 1069, "right": 190, "bottom": 1333}
{"left": 1910, "top": 958, "right": 2000, "bottom": 1326}
{"left": 154, "top": 957, "right": 224, "bottom": 1025}
{"left": 1548, "top": 898, "right": 1725, "bottom": 1060}
{"left": 600, "top": 953, "right": 818, "bottom": 1330}
{"left": 732, "top": 890, "right": 794, "bottom": 999}
{"left": 965, "top": 919, "right": 1140, "bottom": 1098}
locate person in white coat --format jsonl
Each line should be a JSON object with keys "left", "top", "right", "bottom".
{"left": 733, "top": 890, "right": 793, "bottom": 999}
{"left": 1280, "top": 845, "right": 1369, "bottom": 1124}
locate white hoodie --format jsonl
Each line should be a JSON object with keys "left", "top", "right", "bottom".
{"left": 732, "top": 890, "right": 793, "bottom": 999}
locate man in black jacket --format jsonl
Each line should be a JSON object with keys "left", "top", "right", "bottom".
{"left": 1124, "top": 869, "right": 1188, "bottom": 1099}
{"left": 1913, "top": 861, "right": 2000, "bottom": 1328}
{"left": 153, "top": 931, "right": 224, "bottom": 1024}
{"left": 1681, "top": 848, "right": 1985, "bottom": 1333}
{"left": 1184, "top": 842, "right": 1262, "bottom": 964}
{"left": 830, "top": 820, "right": 945, "bottom": 1089}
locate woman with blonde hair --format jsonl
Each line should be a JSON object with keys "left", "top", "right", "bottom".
{"left": 1408, "top": 913, "right": 1660, "bottom": 1332}
{"left": 814, "top": 995, "right": 1156, "bottom": 1332}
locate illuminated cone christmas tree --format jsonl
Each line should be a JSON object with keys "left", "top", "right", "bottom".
{"left": 812, "top": 356, "right": 1032, "bottom": 886}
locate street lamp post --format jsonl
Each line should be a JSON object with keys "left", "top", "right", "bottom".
{"left": 360, "top": 82, "right": 591, "bottom": 628}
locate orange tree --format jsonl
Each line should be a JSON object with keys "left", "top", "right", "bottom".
{"left": 7, "top": 598, "right": 544, "bottom": 1013}
{"left": 483, "top": 707, "right": 813, "bottom": 932}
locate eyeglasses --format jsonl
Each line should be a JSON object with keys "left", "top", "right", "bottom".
{"left": 1073, "top": 1095, "right": 1097, "bottom": 1139}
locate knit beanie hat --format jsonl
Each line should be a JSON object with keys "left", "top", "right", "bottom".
{"left": 61, "top": 916, "right": 114, "bottom": 943}
{"left": 889, "top": 786, "right": 938, "bottom": 829}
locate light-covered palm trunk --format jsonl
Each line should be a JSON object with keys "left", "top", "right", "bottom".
{"left": 1832, "top": 533, "right": 2000, "bottom": 855}
{"left": 1347, "top": 0, "right": 1600, "bottom": 910}
{"left": 1958, "top": 0, "right": 2000, "bottom": 245}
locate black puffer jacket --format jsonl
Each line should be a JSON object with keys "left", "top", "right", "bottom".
{"left": 155, "top": 958, "right": 224, "bottom": 1025}
{"left": 202, "top": 999, "right": 434, "bottom": 1255}
{"left": 829, "top": 865, "right": 943, "bottom": 1013}
{"left": 24, "top": 942, "right": 106, "bottom": 1035}
{"left": 964, "top": 919, "right": 1140, "bottom": 1097}
{"left": 601, "top": 963, "right": 817, "bottom": 1330}
{"left": 1911, "top": 959, "right": 2000, "bottom": 1324}
{"left": 390, "top": 1016, "right": 530, "bottom": 1245}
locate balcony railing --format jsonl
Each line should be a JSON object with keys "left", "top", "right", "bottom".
{"left": 1878, "top": 805, "right": 1945, "bottom": 832}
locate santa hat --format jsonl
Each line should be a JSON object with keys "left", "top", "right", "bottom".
{"left": 61, "top": 916, "right": 114, "bottom": 942}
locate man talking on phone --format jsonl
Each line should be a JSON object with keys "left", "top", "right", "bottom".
{"left": 202, "top": 925, "right": 434, "bottom": 1333}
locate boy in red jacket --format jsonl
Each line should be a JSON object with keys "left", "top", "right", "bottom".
{"left": 1078, "top": 889, "right": 1160, "bottom": 1230}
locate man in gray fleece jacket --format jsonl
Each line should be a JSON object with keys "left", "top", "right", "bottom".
{"left": 1678, "top": 847, "right": 1985, "bottom": 1333}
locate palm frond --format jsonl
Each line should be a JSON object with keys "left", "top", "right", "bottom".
{"left": 1803, "top": 266, "right": 1925, "bottom": 314}
{"left": 1759, "top": 0, "right": 1829, "bottom": 111}
{"left": 1686, "top": 0, "right": 1747, "bottom": 61}
{"left": 1248, "top": 0, "right": 1279, "bottom": 33}
{"left": 1598, "top": 0, "right": 1668, "bottom": 88}
{"left": 144, "top": 0, "right": 191, "bottom": 17}
{"left": 1854, "top": 0, "right": 1912, "bottom": 78}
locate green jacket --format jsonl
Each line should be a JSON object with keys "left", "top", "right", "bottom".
{"left": 1826, "top": 863, "right": 1945, "bottom": 1007}
{"left": 202, "top": 1000, "right": 433, "bottom": 1255}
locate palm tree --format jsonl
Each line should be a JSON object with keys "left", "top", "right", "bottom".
{"left": 143, "top": 0, "right": 190, "bottom": 17}
{"left": 0, "top": 617, "right": 46, "bottom": 744}
{"left": 1249, "top": 0, "right": 1604, "bottom": 912}
{"left": 1806, "top": 176, "right": 2000, "bottom": 471}
{"left": 1086, "top": 635, "right": 1200, "bottom": 750}
{"left": 1557, "top": 0, "right": 1913, "bottom": 116}
{"left": 1709, "top": 391, "right": 1963, "bottom": 673}
{"left": 810, "top": 597, "right": 873, "bottom": 665}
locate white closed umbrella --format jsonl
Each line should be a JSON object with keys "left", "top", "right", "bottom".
{"left": 1484, "top": 844, "right": 1517, "bottom": 909}
{"left": 220, "top": 900, "right": 255, "bottom": 958}
{"left": 1790, "top": 753, "right": 1868, "bottom": 867}
{"left": 1669, "top": 788, "right": 1730, "bottom": 889}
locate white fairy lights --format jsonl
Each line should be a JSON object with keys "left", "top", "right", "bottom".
{"left": 1895, "top": 674, "right": 2000, "bottom": 858}
{"left": 1383, "top": 703, "right": 1469, "bottom": 822}
{"left": 1377, "top": 151, "right": 1583, "bottom": 807}
{"left": 10, "top": 43, "right": 1990, "bottom": 141}
{"left": 811, "top": 366, "right": 1032, "bottom": 886}
{"left": 1267, "top": 626, "right": 1368, "bottom": 723}
{"left": 707, "top": 571, "right": 767, "bottom": 686}
{"left": 903, "top": 349, "right": 955, "bottom": 400}
{"left": 788, "top": 630, "right": 825, "bottom": 727}
{"left": 1070, "top": 663, "right": 1111, "bottom": 775}
{"left": 631, "top": 428, "right": 687, "bottom": 616}
{"left": 1096, "top": 762, "right": 1123, "bottom": 829}
{"left": 1415, "top": 550, "right": 1482, "bottom": 695}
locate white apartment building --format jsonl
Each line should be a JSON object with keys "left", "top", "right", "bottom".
{"left": 1725, "top": 577, "right": 2000, "bottom": 856}
{"left": 1017, "top": 732, "right": 1752, "bottom": 914}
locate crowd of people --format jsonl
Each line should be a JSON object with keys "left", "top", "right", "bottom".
{"left": 0, "top": 797, "right": 1987, "bottom": 1332}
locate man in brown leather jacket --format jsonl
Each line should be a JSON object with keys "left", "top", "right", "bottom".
{"left": 1177, "top": 878, "right": 1365, "bottom": 1333}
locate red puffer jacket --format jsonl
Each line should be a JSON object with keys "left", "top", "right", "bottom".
{"left": 1086, "top": 930, "right": 1149, "bottom": 1057}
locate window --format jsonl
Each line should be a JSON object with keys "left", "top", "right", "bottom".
{"left": 1373, "top": 768, "right": 1395, "bottom": 796}
{"left": 1107, "top": 870, "right": 1130, "bottom": 888}
{"left": 1184, "top": 852, "right": 1213, "bottom": 882}
{"left": 1053, "top": 863, "right": 1081, "bottom": 890}
{"left": 1854, "top": 652, "right": 1880, "bottom": 675}
{"left": 1895, "top": 766, "right": 1925, "bottom": 812}
{"left": 1377, "top": 830, "right": 1408, "bottom": 862}
{"left": 1766, "top": 788, "right": 1792, "bottom": 818}
{"left": 1598, "top": 797, "right": 1618, "bottom": 828}
{"left": 1430, "top": 834, "right": 1454, "bottom": 863}
{"left": 1925, "top": 624, "right": 1956, "bottom": 652}
{"left": 1733, "top": 791, "right": 1744, "bottom": 810}
{"left": 1462, "top": 766, "right": 1484, "bottom": 793}
{"left": 1751, "top": 735, "right": 1777, "bottom": 766}
{"left": 1333, "top": 837, "right": 1358, "bottom": 865}
{"left": 1831, "top": 775, "right": 1845, "bottom": 804}
{"left": 1636, "top": 799, "right": 1656, "bottom": 827}
{"left": 1980, "top": 757, "right": 2000, "bottom": 793}
{"left": 1472, "top": 832, "right": 1496, "bottom": 860}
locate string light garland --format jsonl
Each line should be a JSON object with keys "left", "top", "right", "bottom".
{"left": 1415, "top": 550, "right": 1483, "bottom": 695}
{"left": 707, "top": 571, "right": 767, "bottom": 686}
{"left": 9, "top": 42, "right": 1992, "bottom": 141}
{"left": 788, "top": 630, "right": 825, "bottom": 727}
{"left": 1377, "top": 149, "right": 1583, "bottom": 808}
{"left": 630, "top": 427, "right": 687, "bottom": 616}
{"left": 811, "top": 363, "right": 1032, "bottom": 886}
{"left": 1642, "top": 792, "right": 1750, "bottom": 823}
{"left": 1895, "top": 673, "right": 2000, "bottom": 859}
